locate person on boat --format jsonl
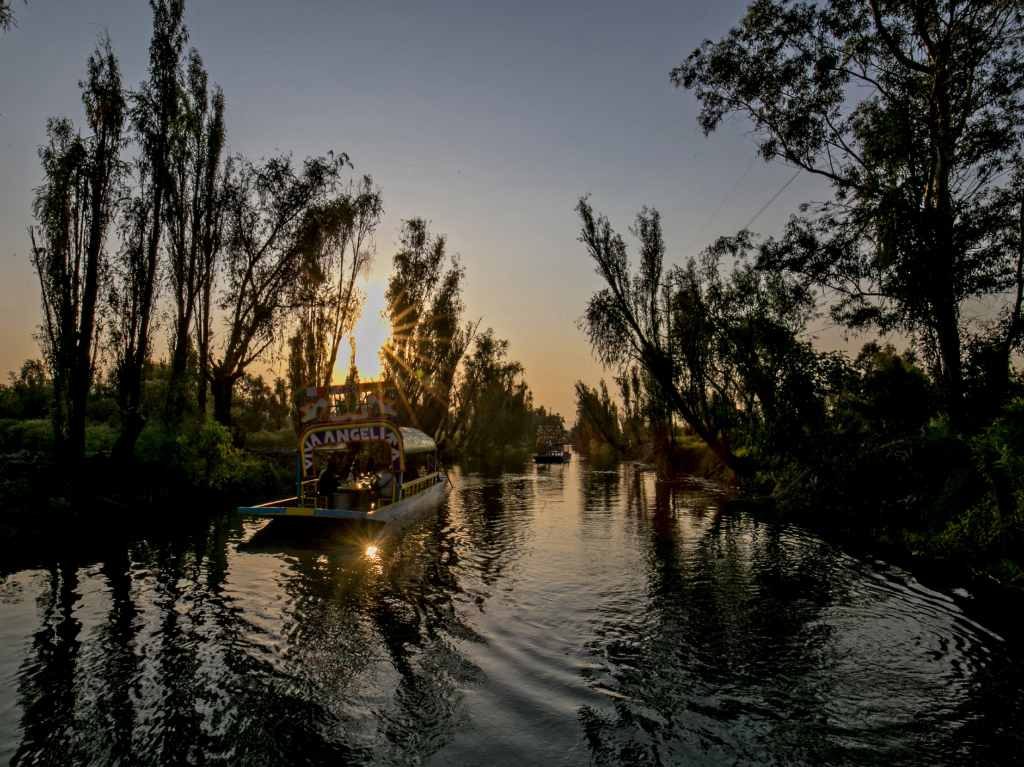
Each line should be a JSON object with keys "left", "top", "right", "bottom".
{"left": 374, "top": 464, "right": 397, "bottom": 504}
{"left": 338, "top": 452, "right": 356, "bottom": 484}
{"left": 318, "top": 458, "right": 340, "bottom": 503}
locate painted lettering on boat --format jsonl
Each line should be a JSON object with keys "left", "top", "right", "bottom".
{"left": 301, "top": 422, "right": 402, "bottom": 474}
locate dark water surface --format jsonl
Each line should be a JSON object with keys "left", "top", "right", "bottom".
{"left": 2, "top": 462, "right": 1023, "bottom": 765}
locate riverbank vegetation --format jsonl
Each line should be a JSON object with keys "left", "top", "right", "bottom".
{"left": 2, "top": 0, "right": 550, "bottom": 513}
{"left": 575, "top": 0, "right": 1024, "bottom": 582}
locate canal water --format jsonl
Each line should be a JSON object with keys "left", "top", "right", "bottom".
{"left": 1, "top": 462, "right": 1022, "bottom": 765}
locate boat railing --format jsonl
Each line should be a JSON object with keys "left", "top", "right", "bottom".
{"left": 298, "top": 478, "right": 319, "bottom": 506}
{"left": 400, "top": 472, "right": 441, "bottom": 499}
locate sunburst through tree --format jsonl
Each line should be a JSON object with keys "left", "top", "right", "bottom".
{"left": 380, "top": 218, "right": 477, "bottom": 442}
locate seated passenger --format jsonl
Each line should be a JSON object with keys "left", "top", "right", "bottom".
{"left": 374, "top": 466, "right": 397, "bottom": 503}
{"left": 318, "top": 459, "right": 340, "bottom": 501}
{"left": 338, "top": 453, "right": 355, "bottom": 484}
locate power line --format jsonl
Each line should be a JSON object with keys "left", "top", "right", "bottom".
{"left": 741, "top": 169, "right": 801, "bottom": 232}
{"left": 684, "top": 153, "right": 758, "bottom": 255}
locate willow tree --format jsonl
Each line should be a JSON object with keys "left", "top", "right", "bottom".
{"left": 29, "top": 37, "right": 125, "bottom": 465}
{"left": 577, "top": 199, "right": 828, "bottom": 476}
{"left": 451, "top": 329, "right": 534, "bottom": 460}
{"left": 0, "top": 0, "right": 26, "bottom": 33}
{"left": 164, "top": 50, "right": 226, "bottom": 423}
{"left": 382, "top": 218, "right": 477, "bottom": 440}
{"left": 210, "top": 152, "right": 346, "bottom": 425}
{"left": 286, "top": 176, "right": 383, "bottom": 419}
{"left": 110, "top": 0, "right": 186, "bottom": 457}
{"left": 674, "top": 0, "right": 1024, "bottom": 429}
{"left": 573, "top": 380, "right": 626, "bottom": 456}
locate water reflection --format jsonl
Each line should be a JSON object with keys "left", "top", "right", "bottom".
{"left": 578, "top": 469, "right": 1022, "bottom": 765}
{"left": 1, "top": 462, "right": 1022, "bottom": 765}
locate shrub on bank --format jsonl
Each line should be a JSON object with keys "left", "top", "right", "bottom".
{"left": 135, "top": 419, "right": 289, "bottom": 496}
{"left": 244, "top": 427, "right": 296, "bottom": 451}
{"left": 0, "top": 419, "right": 54, "bottom": 453}
{"left": 928, "top": 399, "right": 1024, "bottom": 581}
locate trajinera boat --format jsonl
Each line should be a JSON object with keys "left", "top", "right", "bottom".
{"left": 238, "top": 381, "right": 448, "bottom": 531}
{"left": 533, "top": 424, "right": 572, "bottom": 464}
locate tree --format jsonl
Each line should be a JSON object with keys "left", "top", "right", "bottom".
{"left": 29, "top": 36, "right": 125, "bottom": 466}
{"left": 673, "top": 0, "right": 1024, "bottom": 429}
{"left": 0, "top": 359, "right": 50, "bottom": 419}
{"left": 577, "top": 198, "right": 833, "bottom": 475}
{"left": 452, "top": 329, "right": 534, "bottom": 461}
{"left": 0, "top": 0, "right": 25, "bottom": 33}
{"left": 164, "top": 49, "right": 226, "bottom": 423}
{"left": 234, "top": 373, "right": 289, "bottom": 436}
{"left": 286, "top": 175, "right": 382, "bottom": 415}
{"left": 382, "top": 218, "right": 476, "bottom": 441}
{"left": 210, "top": 152, "right": 347, "bottom": 426}
{"left": 573, "top": 380, "right": 626, "bottom": 456}
{"left": 110, "top": 0, "right": 186, "bottom": 458}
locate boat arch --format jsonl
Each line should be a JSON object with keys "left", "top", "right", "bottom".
{"left": 298, "top": 420, "right": 405, "bottom": 478}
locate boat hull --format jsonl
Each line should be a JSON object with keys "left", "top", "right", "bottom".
{"left": 239, "top": 480, "right": 448, "bottom": 531}
{"left": 533, "top": 453, "right": 571, "bottom": 464}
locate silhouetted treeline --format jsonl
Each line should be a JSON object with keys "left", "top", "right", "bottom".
{"left": 377, "top": 218, "right": 552, "bottom": 463}
{"left": 577, "top": 0, "right": 1024, "bottom": 579}
{"left": 8, "top": 1, "right": 554, "bottom": 496}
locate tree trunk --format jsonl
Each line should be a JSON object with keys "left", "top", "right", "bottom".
{"left": 165, "top": 323, "right": 191, "bottom": 424}
{"left": 932, "top": 230, "right": 964, "bottom": 431}
{"left": 196, "top": 285, "right": 212, "bottom": 416}
{"left": 211, "top": 374, "right": 235, "bottom": 427}
{"left": 645, "top": 348, "right": 748, "bottom": 478}
{"left": 113, "top": 364, "right": 145, "bottom": 463}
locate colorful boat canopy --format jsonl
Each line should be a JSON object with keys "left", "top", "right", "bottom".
{"left": 399, "top": 427, "right": 437, "bottom": 455}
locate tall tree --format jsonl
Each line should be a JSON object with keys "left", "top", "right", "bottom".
{"left": 577, "top": 199, "right": 828, "bottom": 475}
{"left": 286, "top": 175, "right": 382, "bottom": 406}
{"left": 0, "top": 0, "right": 24, "bottom": 32}
{"left": 210, "top": 152, "right": 346, "bottom": 426}
{"left": 452, "top": 329, "right": 534, "bottom": 461}
{"left": 674, "top": 0, "right": 1024, "bottom": 429}
{"left": 164, "top": 49, "right": 227, "bottom": 423}
{"left": 382, "top": 218, "right": 476, "bottom": 440}
{"left": 573, "top": 380, "right": 626, "bottom": 456}
{"left": 29, "top": 37, "right": 125, "bottom": 466}
{"left": 111, "top": 0, "right": 186, "bottom": 458}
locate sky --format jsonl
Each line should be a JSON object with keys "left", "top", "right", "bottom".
{"left": 0, "top": 0, "right": 835, "bottom": 419}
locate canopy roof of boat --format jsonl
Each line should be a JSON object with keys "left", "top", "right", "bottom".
{"left": 399, "top": 427, "right": 437, "bottom": 455}
{"left": 300, "top": 421, "right": 436, "bottom": 456}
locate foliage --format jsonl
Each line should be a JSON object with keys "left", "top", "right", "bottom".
{"left": 109, "top": 0, "right": 189, "bottom": 459}
{"left": 577, "top": 199, "right": 840, "bottom": 477}
{"left": 0, "top": 360, "right": 50, "bottom": 419}
{"left": 286, "top": 177, "right": 382, "bottom": 429}
{"left": 451, "top": 329, "right": 534, "bottom": 461}
{"left": 134, "top": 418, "right": 287, "bottom": 494}
{"left": 0, "top": 418, "right": 116, "bottom": 456}
{"left": 573, "top": 380, "right": 625, "bottom": 459}
{"left": 209, "top": 151, "right": 349, "bottom": 425}
{"left": 164, "top": 48, "right": 227, "bottom": 423}
{"left": 244, "top": 427, "right": 295, "bottom": 452}
{"left": 674, "top": 0, "right": 1024, "bottom": 427}
{"left": 0, "top": 419, "right": 54, "bottom": 453}
{"left": 233, "top": 374, "right": 289, "bottom": 438}
{"left": 30, "top": 36, "right": 125, "bottom": 464}
{"left": 289, "top": 177, "right": 382, "bottom": 386}
{"left": 941, "top": 399, "right": 1024, "bottom": 576}
{"left": 0, "top": 0, "right": 24, "bottom": 32}
{"left": 382, "top": 218, "right": 476, "bottom": 442}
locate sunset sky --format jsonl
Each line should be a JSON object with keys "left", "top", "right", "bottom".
{"left": 0, "top": 0, "right": 834, "bottom": 418}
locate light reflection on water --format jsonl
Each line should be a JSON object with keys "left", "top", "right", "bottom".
{"left": 0, "top": 462, "right": 1022, "bottom": 765}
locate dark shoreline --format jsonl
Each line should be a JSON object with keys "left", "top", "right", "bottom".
{"left": 4, "top": 453, "right": 1022, "bottom": 641}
